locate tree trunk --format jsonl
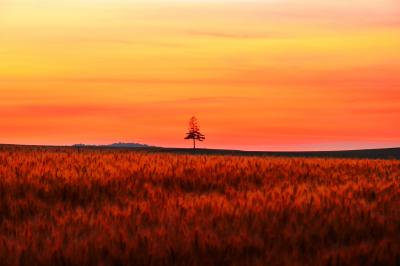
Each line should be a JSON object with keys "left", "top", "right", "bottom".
{"left": 193, "top": 138, "right": 196, "bottom": 149}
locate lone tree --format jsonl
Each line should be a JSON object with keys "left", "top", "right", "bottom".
{"left": 184, "top": 116, "right": 205, "bottom": 149}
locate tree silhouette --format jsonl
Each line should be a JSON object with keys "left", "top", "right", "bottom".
{"left": 184, "top": 116, "right": 205, "bottom": 149}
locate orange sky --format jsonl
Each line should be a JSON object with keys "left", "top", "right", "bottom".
{"left": 0, "top": 0, "right": 399, "bottom": 150}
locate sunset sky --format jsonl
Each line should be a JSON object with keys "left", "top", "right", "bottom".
{"left": 1, "top": 0, "right": 399, "bottom": 150}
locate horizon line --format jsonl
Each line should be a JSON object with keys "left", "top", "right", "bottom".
{"left": 1, "top": 142, "right": 399, "bottom": 154}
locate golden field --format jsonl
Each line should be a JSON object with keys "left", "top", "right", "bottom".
{"left": 0, "top": 146, "right": 399, "bottom": 266}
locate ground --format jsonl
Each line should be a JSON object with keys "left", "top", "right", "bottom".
{"left": 0, "top": 145, "right": 399, "bottom": 265}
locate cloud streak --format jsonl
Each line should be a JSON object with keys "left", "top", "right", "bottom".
{"left": 186, "top": 30, "right": 283, "bottom": 39}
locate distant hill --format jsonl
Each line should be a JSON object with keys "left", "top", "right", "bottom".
{"left": 108, "top": 142, "right": 150, "bottom": 148}
{"left": 72, "top": 142, "right": 151, "bottom": 148}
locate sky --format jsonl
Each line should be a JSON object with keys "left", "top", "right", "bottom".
{"left": 0, "top": 0, "right": 399, "bottom": 151}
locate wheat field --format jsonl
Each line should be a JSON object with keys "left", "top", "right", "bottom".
{"left": 0, "top": 146, "right": 399, "bottom": 265}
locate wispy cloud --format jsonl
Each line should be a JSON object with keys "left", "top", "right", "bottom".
{"left": 0, "top": 97, "right": 256, "bottom": 118}
{"left": 186, "top": 30, "right": 283, "bottom": 39}
{"left": 0, "top": 105, "right": 125, "bottom": 117}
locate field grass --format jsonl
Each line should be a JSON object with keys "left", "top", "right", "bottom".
{"left": 0, "top": 146, "right": 399, "bottom": 265}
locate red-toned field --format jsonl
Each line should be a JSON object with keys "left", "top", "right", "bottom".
{"left": 0, "top": 146, "right": 399, "bottom": 266}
